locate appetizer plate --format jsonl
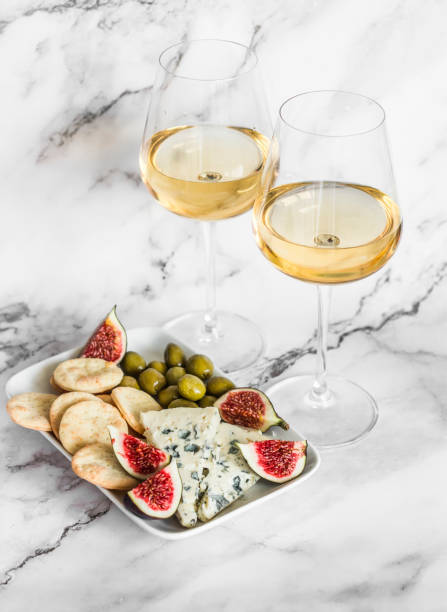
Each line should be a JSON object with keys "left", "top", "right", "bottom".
{"left": 5, "top": 326, "right": 321, "bottom": 540}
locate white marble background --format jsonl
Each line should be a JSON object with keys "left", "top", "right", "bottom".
{"left": 1, "top": 0, "right": 447, "bottom": 610}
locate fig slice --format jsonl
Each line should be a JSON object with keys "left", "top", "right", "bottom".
{"left": 80, "top": 305, "right": 127, "bottom": 364}
{"left": 236, "top": 439, "right": 307, "bottom": 483}
{"left": 127, "top": 461, "right": 182, "bottom": 519}
{"left": 215, "top": 388, "right": 289, "bottom": 432}
{"left": 108, "top": 426, "right": 170, "bottom": 479}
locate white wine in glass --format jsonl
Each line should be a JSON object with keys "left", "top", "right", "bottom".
{"left": 140, "top": 125, "right": 270, "bottom": 220}
{"left": 140, "top": 40, "right": 272, "bottom": 371}
{"left": 257, "top": 181, "right": 401, "bottom": 283}
{"left": 253, "top": 91, "right": 402, "bottom": 448}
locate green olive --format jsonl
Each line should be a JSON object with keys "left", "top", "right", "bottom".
{"left": 206, "top": 376, "right": 235, "bottom": 397}
{"left": 164, "top": 343, "right": 185, "bottom": 367}
{"left": 147, "top": 360, "right": 167, "bottom": 375}
{"left": 198, "top": 395, "right": 217, "bottom": 407}
{"left": 178, "top": 374, "right": 206, "bottom": 401}
{"left": 138, "top": 368, "right": 167, "bottom": 396}
{"left": 185, "top": 354, "right": 214, "bottom": 380}
{"left": 165, "top": 366, "right": 186, "bottom": 386}
{"left": 121, "top": 351, "right": 146, "bottom": 377}
{"left": 168, "top": 399, "right": 199, "bottom": 408}
{"left": 157, "top": 385, "right": 180, "bottom": 407}
{"left": 119, "top": 375, "right": 141, "bottom": 390}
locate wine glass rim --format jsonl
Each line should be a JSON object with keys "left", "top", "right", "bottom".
{"left": 158, "top": 38, "right": 258, "bottom": 82}
{"left": 279, "top": 90, "right": 386, "bottom": 137}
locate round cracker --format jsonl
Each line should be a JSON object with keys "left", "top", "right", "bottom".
{"left": 49, "top": 375, "right": 65, "bottom": 394}
{"left": 53, "top": 358, "right": 123, "bottom": 394}
{"left": 111, "top": 387, "right": 161, "bottom": 434}
{"left": 59, "top": 400, "right": 127, "bottom": 454}
{"left": 7, "top": 393, "right": 57, "bottom": 431}
{"left": 49, "top": 391, "right": 99, "bottom": 440}
{"left": 72, "top": 443, "right": 138, "bottom": 490}
{"left": 96, "top": 394, "right": 115, "bottom": 406}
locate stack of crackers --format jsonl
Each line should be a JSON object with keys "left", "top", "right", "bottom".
{"left": 6, "top": 357, "right": 162, "bottom": 490}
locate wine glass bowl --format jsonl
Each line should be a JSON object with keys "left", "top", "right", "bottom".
{"left": 140, "top": 125, "right": 270, "bottom": 221}
{"left": 255, "top": 180, "right": 401, "bottom": 284}
{"left": 253, "top": 91, "right": 402, "bottom": 448}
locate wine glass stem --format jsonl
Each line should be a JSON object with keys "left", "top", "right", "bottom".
{"left": 201, "top": 221, "right": 219, "bottom": 338}
{"left": 310, "top": 284, "right": 333, "bottom": 404}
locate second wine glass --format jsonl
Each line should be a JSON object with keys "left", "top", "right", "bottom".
{"left": 253, "top": 91, "right": 402, "bottom": 448}
{"left": 140, "top": 39, "right": 272, "bottom": 371}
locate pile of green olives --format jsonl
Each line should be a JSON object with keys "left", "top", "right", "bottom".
{"left": 119, "top": 343, "right": 235, "bottom": 409}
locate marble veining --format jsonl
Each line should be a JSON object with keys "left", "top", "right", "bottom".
{"left": 1, "top": 0, "right": 447, "bottom": 610}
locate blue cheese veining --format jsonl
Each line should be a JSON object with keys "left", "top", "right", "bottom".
{"left": 142, "top": 406, "right": 220, "bottom": 528}
{"left": 198, "top": 423, "right": 263, "bottom": 522}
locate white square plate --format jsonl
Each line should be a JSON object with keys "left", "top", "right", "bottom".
{"left": 5, "top": 326, "right": 320, "bottom": 540}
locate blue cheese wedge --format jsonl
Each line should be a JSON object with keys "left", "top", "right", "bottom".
{"left": 198, "top": 423, "right": 263, "bottom": 522}
{"left": 142, "top": 406, "right": 220, "bottom": 528}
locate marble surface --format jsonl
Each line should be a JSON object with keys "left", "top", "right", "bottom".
{"left": 1, "top": 0, "right": 447, "bottom": 610}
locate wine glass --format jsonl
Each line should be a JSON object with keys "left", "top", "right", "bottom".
{"left": 253, "top": 91, "right": 402, "bottom": 448}
{"left": 140, "top": 39, "right": 272, "bottom": 371}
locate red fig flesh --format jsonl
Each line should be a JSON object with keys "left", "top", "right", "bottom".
{"left": 237, "top": 439, "right": 307, "bottom": 483}
{"left": 108, "top": 426, "right": 170, "bottom": 479}
{"left": 81, "top": 306, "right": 127, "bottom": 364}
{"left": 127, "top": 462, "right": 182, "bottom": 518}
{"left": 215, "top": 388, "right": 289, "bottom": 432}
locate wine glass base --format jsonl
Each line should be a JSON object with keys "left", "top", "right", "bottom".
{"left": 163, "top": 310, "right": 264, "bottom": 372}
{"left": 266, "top": 374, "right": 378, "bottom": 449}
